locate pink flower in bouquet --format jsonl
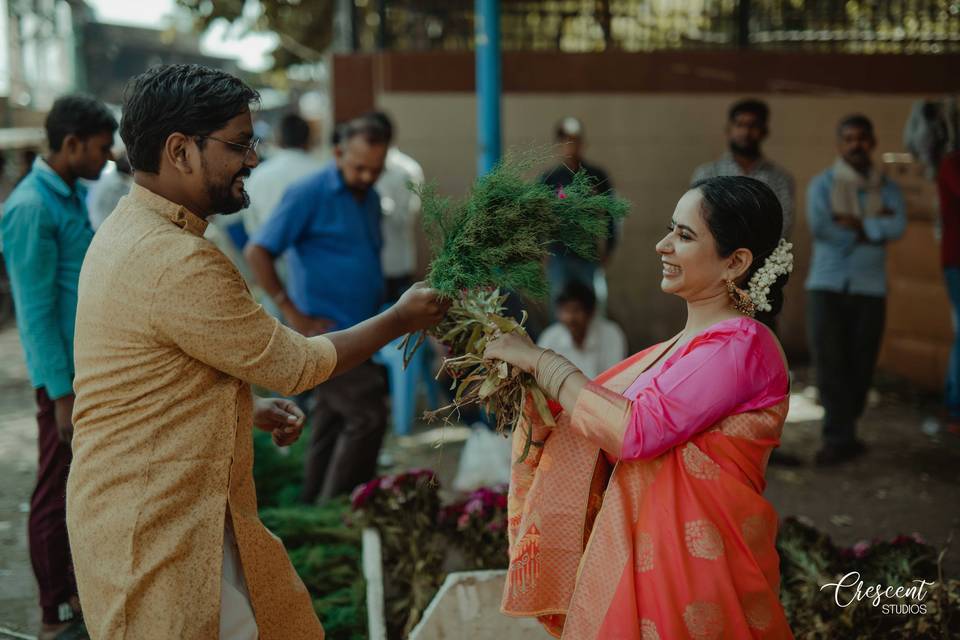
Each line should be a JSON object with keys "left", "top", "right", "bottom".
{"left": 852, "top": 540, "right": 872, "bottom": 558}
{"left": 457, "top": 513, "right": 471, "bottom": 530}
{"left": 465, "top": 498, "right": 485, "bottom": 515}
{"left": 380, "top": 474, "right": 397, "bottom": 490}
{"left": 350, "top": 477, "right": 382, "bottom": 509}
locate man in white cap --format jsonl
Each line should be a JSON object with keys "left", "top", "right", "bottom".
{"left": 540, "top": 117, "right": 617, "bottom": 309}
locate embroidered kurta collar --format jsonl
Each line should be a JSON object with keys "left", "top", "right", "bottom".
{"left": 128, "top": 182, "right": 209, "bottom": 236}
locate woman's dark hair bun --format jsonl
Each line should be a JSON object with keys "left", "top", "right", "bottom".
{"left": 692, "top": 175, "right": 788, "bottom": 322}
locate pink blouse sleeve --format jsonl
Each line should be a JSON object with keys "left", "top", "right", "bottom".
{"left": 568, "top": 320, "right": 787, "bottom": 461}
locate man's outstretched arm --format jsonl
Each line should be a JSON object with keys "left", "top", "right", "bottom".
{"left": 324, "top": 282, "right": 448, "bottom": 376}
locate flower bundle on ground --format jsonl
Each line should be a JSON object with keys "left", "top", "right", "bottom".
{"left": 350, "top": 469, "right": 444, "bottom": 638}
{"left": 407, "top": 156, "right": 629, "bottom": 453}
{"left": 778, "top": 517, "right": 958, "bottom": 639}
{"left": 438, "top": 484, "right": 510, "bottom": 570}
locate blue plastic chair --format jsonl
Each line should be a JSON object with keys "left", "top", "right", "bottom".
{"left": 375, "top": 333, "right": 441, "bottom": 436}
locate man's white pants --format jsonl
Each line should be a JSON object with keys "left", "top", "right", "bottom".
{"left": 221, "top": 520, "right": 258, "bottom": 639}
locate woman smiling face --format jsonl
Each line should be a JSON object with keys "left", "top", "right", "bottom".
{"left": 656, "top": 189, "right": 751, "bottom": 302}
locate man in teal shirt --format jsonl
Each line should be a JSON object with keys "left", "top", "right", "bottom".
{"left": 1, "top": 94, "right": 116, "bottom": 639}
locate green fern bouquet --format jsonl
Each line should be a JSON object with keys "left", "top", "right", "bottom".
{"left": 403, "top": 156, "right": 629, "bottom": 457}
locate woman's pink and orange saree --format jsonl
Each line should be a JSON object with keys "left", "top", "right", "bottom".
{"left": 501, "top": 317, "right": 795, "bottom": 639}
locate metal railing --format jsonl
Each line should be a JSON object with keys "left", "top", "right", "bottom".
{"left": 351, "top": 0, "right": 960, "bottom": 54}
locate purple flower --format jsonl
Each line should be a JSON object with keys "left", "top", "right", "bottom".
{"left": 465, "top": 498, "right": 485, "bottom": 514}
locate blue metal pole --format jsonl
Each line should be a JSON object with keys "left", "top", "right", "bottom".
{"left": 475, "top": 0, "right": 501, "bottom": 176}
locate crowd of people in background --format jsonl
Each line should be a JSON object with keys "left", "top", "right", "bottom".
{"left": 0, "top": 67, "right": 957, "bottom": 637}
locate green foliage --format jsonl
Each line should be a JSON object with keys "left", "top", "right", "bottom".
{"left": 419, "top": 155, "right": 629, "bottom": 300}
{"left": 777, "top": 518, "right": 958, "bottom": 639}
{"left": 175, "top": 0, "right": 333, "bottom": 69}
{"left": 260, "top": 499, "right": 367, "bottom": 640}
{"left": 252, "top": 429, "right": 306, "bottom": 508}
{"left": 255, "top": 433, "right": 365, "bottom": 639}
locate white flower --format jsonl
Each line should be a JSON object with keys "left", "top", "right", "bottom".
{"left": 746, "top": 239, "right": 794, "bottom": 315}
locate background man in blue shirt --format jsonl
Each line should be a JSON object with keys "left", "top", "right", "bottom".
{"left": 805, "top": 114, "right": 906, "bottom": 466}
{"left": 246, "top": 116, "right": 391, "bottom": 503}
{"left": 1, "top": 95, "right": 116, "bottom": 639}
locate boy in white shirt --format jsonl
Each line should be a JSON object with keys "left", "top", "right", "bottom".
{"left": 537, "top": 280, "right": 627, "bottom": 379}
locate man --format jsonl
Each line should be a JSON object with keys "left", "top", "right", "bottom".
{"left": 86, "top": 151, "right": 132, "bottom": 230}
{"left": 805, "top": 114, "right": 906, "bottom": 466}
{"left": 939, "top": 150, "right": 960, "bottom": 433}
{"left": 536, "top": 280, "right": 626, "bottom": 379}
{"left": 540, "top": 117, "right": 617, "bottom": 303}
{"left": 1, "top": 95, "right": 116, "bottom": 640}
{"left": 239, "top": 112, "right": 323, "bottom": 237}
{"left": 209, "top": 112, "right": 323, "bottom": 294}
{"left": 66, "top": 64, "right": 446, "bottom": 639}
{"left": 368, "top": 111, "right": 425, "bottom": 302}
{"left": 692, "top": 99, "right": 796, "bottom": 238}
{"left": 246, "top": 116, "right": 392, "bottom": 505}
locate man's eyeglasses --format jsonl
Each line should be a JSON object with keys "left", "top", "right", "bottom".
{"left": 197, "top": 135, "right": 260, "bottom": 161}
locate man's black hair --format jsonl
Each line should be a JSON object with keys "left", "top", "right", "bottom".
{"left": 837, "top": 113, "right": 875, "bottom": 138}
{"left": 45, "top": 95, "right": 117, "bottom": 152}
{"left": 278, "top": 113, "right": 311, "bottom": 149}
{"left": 337, "top": 116, "right": 390, "bottom": 147}
{"left": 120, "top": 64, "right": 260, "bottom": 173}
{"left": 728, "top": 99, "right": 769, "bottom": 126}
{"left": 363, "top": 111, "right": 395, "bottom": 144}
{"left": 556, "top": 279, "right": 597, "bottom": 314}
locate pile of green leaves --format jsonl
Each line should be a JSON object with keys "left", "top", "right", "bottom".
{"left": 260, "top": 500, "right": 366, "bottom": 640}
{"left": 252, "top": 429, "right": 306, "bottom": 508}
{"left": 408, "top": 157, "right": 628, "bottom": 448}
{"left": 254, "top": 431, "right": 365, "bottom": 639}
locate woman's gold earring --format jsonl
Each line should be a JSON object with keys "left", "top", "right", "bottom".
{"left": 725, "top": 280, "right": 756, "bottom": 317}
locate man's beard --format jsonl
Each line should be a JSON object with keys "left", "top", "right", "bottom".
{"left": 205, "top": 168, "right": 251, "bottom": 214}
{"left": 844, "top": 149, "right": 870, "bottom": 168}
{"left": 729, "top": 140, "right": 760, "bottom": 159}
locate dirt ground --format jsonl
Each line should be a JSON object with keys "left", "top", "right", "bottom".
{"left": 0, "top": 322, "right": 958, "bottom": 637}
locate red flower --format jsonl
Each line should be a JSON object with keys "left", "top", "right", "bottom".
{"left": 350, "top": 477, "right": 382, "bottom": 509}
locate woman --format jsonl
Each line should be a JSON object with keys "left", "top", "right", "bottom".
{"left": 485, "top": 176, "right": 795, "bottom": 639}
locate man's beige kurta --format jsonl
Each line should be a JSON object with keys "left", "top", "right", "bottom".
{"left": 67, "top": 184, "right": 336, "bottom": 639}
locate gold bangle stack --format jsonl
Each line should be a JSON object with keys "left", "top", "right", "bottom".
{"left": 535, "top": 349, "right": 581, "bottom": 399}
